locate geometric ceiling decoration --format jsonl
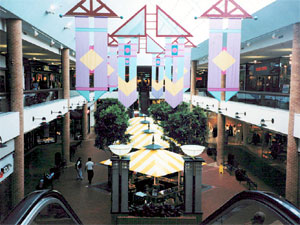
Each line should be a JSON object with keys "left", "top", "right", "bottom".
{"left": 65, "top": 0, "right": 118, "bottom": 17}
{"left": 146, "top": 35, "right": 165, "bottom": 54}
{"left": 156, "top": 6, "right": 192, "bottom": 37}
{"left": 111, "top": 6, "right": 146, "bottom": 37}
{"left": 201, "top": 0, "right": 252, "bottom": 18}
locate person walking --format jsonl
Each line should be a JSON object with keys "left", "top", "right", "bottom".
{"left": 75, "top": 157, "right": 83, "bottom": 180}
{"left": 85, "top": 157, "right": 94, "bottom": 185}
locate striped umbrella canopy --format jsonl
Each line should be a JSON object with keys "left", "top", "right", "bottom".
{"left": 126, "top": 117, "right": 169, "bottom": 149}
{"left": 101, "top": 148, "right": 184, "bottom": 177}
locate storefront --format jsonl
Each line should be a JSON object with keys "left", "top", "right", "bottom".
{"left": 245, "top": 57, "right": 291, "bottom": 93}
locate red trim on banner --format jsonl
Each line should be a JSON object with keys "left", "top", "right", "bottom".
{"left": 146, "top": 35, "right": 165, "bottom": 54}
{"left": 200, "top": 0, "right": 252, "bottom": 18}
{"left": 156, "top": 5, "right": 192, "bottom": 37}
{"left": 111, "top": 6, "right": 147, "bottom": 37}
{"left": 65, "top": 0, "right": 118, "bottom": 17}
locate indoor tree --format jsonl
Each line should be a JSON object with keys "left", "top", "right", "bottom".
{"left": 94, "top": 98, "right": 131, "bottom": 150}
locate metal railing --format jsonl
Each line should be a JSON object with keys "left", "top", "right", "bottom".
{"left": 194, "top": 89, "right": 290, "bottom": 110}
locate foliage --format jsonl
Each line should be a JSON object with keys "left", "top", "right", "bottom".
{"left": 148, "top": 101, "right": 173, "bottom": 123}
{"left": 159, "top": 102, "right": 207, "bottom": 147}
{"left": 94, "top": 99, "right": 131, "bottom": 149}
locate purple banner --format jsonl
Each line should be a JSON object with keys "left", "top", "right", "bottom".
{"left": 94, "top": 17, "right": 108, "bottom": 91}
{"left": 108, "top": 46, "right": 118, "bottom": 88}
{"left": 75, "top": 17, "right": 90, "bottom": 90}
{"left": 165, "top": 90, "right": 183, "bottom": 108}
{"left": 207, "top": 19, "right": 223, "bottom": 92}
{"left": 184, "top": 47, "right": 191, "bottom": 90}
{"left": 226, "top": 19, "right": 241, "bottom": 91}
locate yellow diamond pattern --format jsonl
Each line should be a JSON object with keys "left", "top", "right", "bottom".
{"left": 212, "top": 50, "right": 236, "bottom": 71}
{"left": 80, "top": 49, "right": 103, "bottom": 70}
{"left": 107, "top": 64, "right": 114, "bottom": 76}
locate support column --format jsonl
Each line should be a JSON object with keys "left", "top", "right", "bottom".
{"left": 190, "top": 60, "right": 197, "bottom": 112}
{"left": 184, "top": 156, "right": 205, "bottom": 221}
{"left": 120, "top": 157, "right": 130, "bottom": 213}
{"left": 111, "top": 156, "right": 120, "bottom": 213}
{"left": 217, "top": 74, "right": 226, "bottom": 165}
{"left": 243, "top": 122, "right": 249, "bottom": 145}
{"left": 7, "top": 19, "right": 24, "bottom": 206}
{"left": 111, "top": 156, "right": 130, "bottom": 214}
{"left": 62, "top": 48, "right": 70, "bottom": 164}
{"left": 82, "top": 103, "right": 88, "bottom": 140}
{"left": 184, "top": 157, "right": 193, "bottom": 213}
{"left": 286, "top": 22, "right": 300, "bottom": 207}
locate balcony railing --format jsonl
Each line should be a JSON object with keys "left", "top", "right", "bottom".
{"left": 193, "top": 89, "right": 289, "bottom": 110}
{"left": 0, "top": 88, "right": 63, "bottom": 112}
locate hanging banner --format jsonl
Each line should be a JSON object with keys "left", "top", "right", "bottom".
{"left": 75, "top": 16, "right": 91, "bottom": 101}
{"left": 200, "top": 0, "right": 251, "bottom": 101}
{"left": 184, "top": 47, "right": 192, "bottom": 92}
{"left": 118, "top": 38, "right": 138, "bottom": 108}
{"left": 207, "top": 18, "right": 224, "bottom": 101}
{"left": 151, "top": 55, "right": 164, "bottom": 99}
{"left": 65, "top": 0, "right": 118, "bottom": 101}
{"left": 108, "top": 45, "right": 118, "bottom": 91}
{"left": 165, "top": 38, "right": 185, "bottom": 108}
{"left": 225, "top": 19, "right": 242, "bottom": 101}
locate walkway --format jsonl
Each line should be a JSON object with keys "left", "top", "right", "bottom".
{"left": 25, "top": 132, "right": 277, "bottom": 224}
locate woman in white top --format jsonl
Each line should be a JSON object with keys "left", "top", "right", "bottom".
{"left": 85, "top": 157, "right": 94, "bottom": 184}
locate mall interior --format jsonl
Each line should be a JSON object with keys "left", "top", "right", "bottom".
{"left": 0, "top": 0, "right": 299, "bottom": 224}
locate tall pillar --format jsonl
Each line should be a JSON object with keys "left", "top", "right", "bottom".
{"left": 62, "top": 48, "right": 70, "bottom": 164}
{"left": 217, "top": 74, "right": 226, "bottom": 165}
{"left": 111, "top": 157, "right": 120, "bottom": 213}
{"left": 7, "top": 19, "right": 24, "bottom": 206}
{"left": 82, "top": 103, "right": 88, "bottom": 140}
{"left": 243, "top": 122, "right": 249, "bottom": 145}
{"left": 286, "top": 22, "right": 300, "bottom": 207}
{"left": 111, "top": 156, "right": 130, "bottom": 214}
{"left": 190, "top": 60, "right": 197, "bottom": 112}
{"left": 184, "top": 157, "right": 205, "bottom": 218}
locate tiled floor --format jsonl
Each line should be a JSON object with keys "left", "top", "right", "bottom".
{"left": 27, "top": 133, "right": 278, "bottom": 224}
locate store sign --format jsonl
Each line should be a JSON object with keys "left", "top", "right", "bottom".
{"left": 0, "top": 153, "right": 14, "bottom": 183}
{"left": 254, "top": 63, "right": 270, "bottom": 75}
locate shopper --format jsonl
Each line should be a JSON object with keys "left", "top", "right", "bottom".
{"left": 75, "top": 157, "right": 83, "bottom": 180}
{"left": 85, "top": 157, "right": 94, "bottom": 185}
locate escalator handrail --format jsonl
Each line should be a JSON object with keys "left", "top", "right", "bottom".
{"left": 201, "top": 190, "right": 300, "bottom": 225}
{"left": 2, "top": 189, "right": 82, "bottom": 225}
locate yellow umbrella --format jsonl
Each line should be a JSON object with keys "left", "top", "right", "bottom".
{"left": 101, "top": 149, "right": 184, "bottom": 177}
{"left": 126, "top": 117, "right": 169, "bottom": 149}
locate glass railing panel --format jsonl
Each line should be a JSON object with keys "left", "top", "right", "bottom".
{"left": 24, "top": 89, "right": 62, "bottom": 107}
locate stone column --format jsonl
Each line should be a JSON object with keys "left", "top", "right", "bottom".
{"left": 217, "top": 74, "right": 226, "bottom": 165}
{"left": 190, "top": 60, "right": 197, "bottom": 111}
{"left": 286, "top": 22, "right": 300, "bottom": 207}
{"left": 7, "top": 19, "right": 24, "bottom": 206}
{"left": 82, "top": 103, "right": 88, "bottom": 140}
{"left": 62, "top": 48, "right": 70, "bottom": 164}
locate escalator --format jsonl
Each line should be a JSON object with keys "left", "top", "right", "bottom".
{"left": 2, "top": 189, "right": 299, "bottom": 224}
{"left": 201, "top": 191, "right": 300, "bottom": 225}
{"left": 2, "top": 190, "right": 82, "bottom": 225}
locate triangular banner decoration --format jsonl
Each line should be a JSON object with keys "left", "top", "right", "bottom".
{"left": 65, "top": 0, "right": 118, "bottom": 17}
{"left": 111, "top": 6, "right": 146, "bottom": 37}
{"left": 146, "top": 35, "right": 165, "bottom": 54}
{"left": 156, "top": 6, "right": 192, "bottom": 37}
{"left": 201, "top": 0, "right": 252, "bottom": 18}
